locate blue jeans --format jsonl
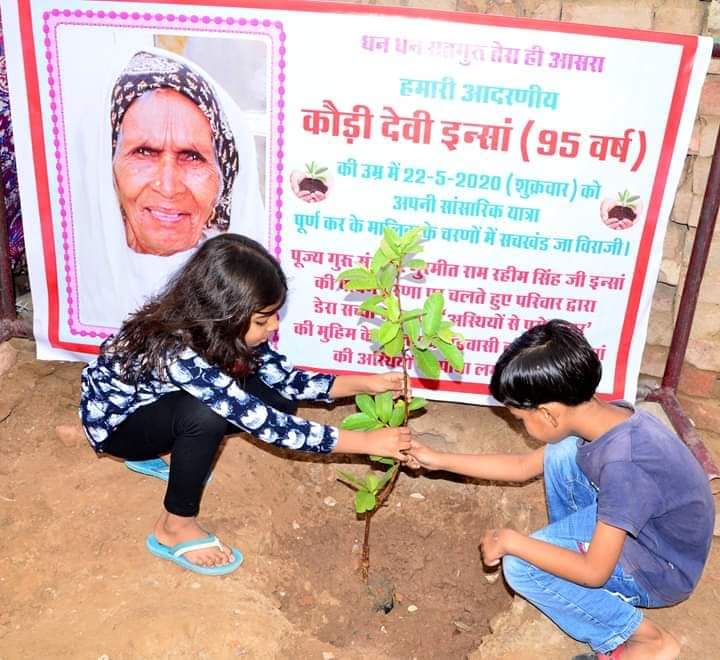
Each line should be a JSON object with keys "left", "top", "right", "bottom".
{"left": 502, "top": 437, "right": 649, "bottom": 654}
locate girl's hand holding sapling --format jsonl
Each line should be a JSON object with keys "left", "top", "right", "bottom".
{"left": 330, "top": 372, "right": 404, "bottom": 399}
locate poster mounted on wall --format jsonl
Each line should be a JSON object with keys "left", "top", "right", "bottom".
{"left": 1, "top": 0, "right": 712, "bottom": 404}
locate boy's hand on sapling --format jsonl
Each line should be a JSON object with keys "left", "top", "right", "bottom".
{"left": 405, "top": 438, "right": 442, "bottom": 470}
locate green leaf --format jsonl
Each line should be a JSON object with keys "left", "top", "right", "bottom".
{"left": 422, "top": 292, "right": 444, "bottom": 337}
{"left": 377, "top": 462, "right": 399, "bottom": 489}
{"left": 375, "top": 391, "right": 393, "bottom": 423}
{"left": 382, "top": 330, "right": 404, "bottom": 357}
{"left": 359, "top": 295, "right": 383, "bottom": 312}
{"left": 377, "top": 263, "right": 397, "bottom": 290}
{"left": 400, "top": 308, "right": 423, "bottom": 322}
{"left": 434, "top": 338, "right": 464, "bottom": 372}
{"left": 413, "top": 337, "right": 431, "bottom": 350}
{"left": 403, "top": 241, "right": 424, "bottom": 257}
{"left": 379, "top": 238, "right": 399, "bottom": 260}
{"left": 369, "top": 455, "right": 395, "bottom": 466}
{"left": 399, "top": 226, "right": 423, "bottom": 249}
{"left": 365, "top": 473, "right": 380, "bottom": 492}
{"left": 360, "top": 302, "right": 384, "bottom": 318}
{"left": 315, "top": 167, "right": 328, "bottom": 175}
{"left": 337, "top": 266, "right": 370, "bottom": 281}
{"left": 340, "top": 412, "right": 377, "bottom": 430}
{"left": 355, "top": 393, "right": 377, "bottom": 419}
{"left": 437, "top": 321, "right": 464, "bottom": 343}
{"left": 385, "top": 295, "right": 400, "bottom": 322}
{"left": 355, "top": 489, "right": 376, "bottom": 513}
{"left": 412, "top": 346, "right": 440, "bottom": 379}
{"left": 336, "top": 469, "right": 366, "bottom": 490}
{"left": 377, "top": 320, "right": 400, "bottom": 346}
{"left": 407, "top": 258, "right": 426, "bottom": 270}
{"left": 383, "top": 227, "right": 401, "bottom": 250}
{"left": 627, "top": 195, "right": 640, "bottom": 203}
{"left": 437, "top": 326, "right": 456, "bottom": 343}
{"left": 343, "top": 275, "right": 378, "bottom": 291}
{"left": 404, "top": 317, "right": 421, "bottom": 344}
{"left": 408, "top": 397, "right": 427, "bottom": 412}
{"left": 389, "top": 400, "right": 406, "bottom": 427}
{"left": 370, "top": 249, "right": 391, "bottom": 274}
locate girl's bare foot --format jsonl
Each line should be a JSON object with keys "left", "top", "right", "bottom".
{"left": 153, "top": 511, "right": 234, "bottom": 568}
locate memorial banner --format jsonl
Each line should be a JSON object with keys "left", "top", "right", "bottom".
{"left": 1, "top": 0, "right": 711, "bottom": 403}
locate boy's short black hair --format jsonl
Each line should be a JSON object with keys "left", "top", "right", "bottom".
{"left": 489, "top": 319, "right": 602, "bottom": 409}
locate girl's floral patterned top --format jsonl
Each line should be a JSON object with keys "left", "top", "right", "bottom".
{"left": 80, "top": 341, "right": 338, "bottom": 454}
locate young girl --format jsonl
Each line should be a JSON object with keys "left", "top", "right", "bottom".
{"left": 80, "top": 234, "right": 411, "bottom": 576}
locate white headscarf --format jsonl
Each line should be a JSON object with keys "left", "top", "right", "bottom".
{"left": 71, "top": 46, "right": 266, "bottom": 333}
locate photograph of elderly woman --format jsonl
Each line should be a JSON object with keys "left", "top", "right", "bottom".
{"left": 111, "top": 51, "right": 240, "bottom": 257}
{"left": 68, "top": 34, "right": 270, "bottom": 329}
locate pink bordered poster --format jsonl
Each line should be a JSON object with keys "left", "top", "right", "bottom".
{"left": 1, "top": 0, "right": 711, "bottom": 405}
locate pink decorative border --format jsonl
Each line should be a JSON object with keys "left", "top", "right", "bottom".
{"left": 41, "top": 8, "right": 286, "bottom": 338}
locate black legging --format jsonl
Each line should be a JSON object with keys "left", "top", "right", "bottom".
{"left": 102, "top": 374, "right": 298, "bottom": 517}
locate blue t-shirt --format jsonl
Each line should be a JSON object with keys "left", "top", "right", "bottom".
{"left": 576, "top": 403, "right": 715, "bottom": 605}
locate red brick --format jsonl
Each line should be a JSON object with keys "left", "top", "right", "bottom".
{"left": 562, "top": 0, "right": 653, "bottom": 29}
{"left": 688, "top": 120, "right": 701, "bottom": 155}
{"left": 699, "top": 118, "right": 720, "bottom": 158}
{"left": 640, "top": 344, "right": 669, "bottom": 379}
{"left": 677, "top": 395, "right": 720, "bottom": 434}
{"left": 678, "top": 363, "right": 719, "bottom": 398}
{"left": 699, "top": 77, "right": 720, "bottom": 118}
{"left": 653, "top": 1, "right": 704, "bottom": 35}
{"left": 407, "top": 0, "right": 458, "bottom": 9}
{"left": 523, "top": 0, "right": 562, "bottom": 20}
{"left": 457, "top": 0, "right": 489, "bottom": 11}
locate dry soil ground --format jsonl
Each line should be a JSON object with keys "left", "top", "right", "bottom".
{"left": 1, "top": 337, "right": 719, "bottom": 659}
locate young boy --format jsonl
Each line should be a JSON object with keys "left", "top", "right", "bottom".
{"left": 407, "top": 319, "right": 714, "bottom": 659}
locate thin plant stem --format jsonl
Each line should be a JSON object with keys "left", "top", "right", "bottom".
{"left": 360, "top": 462, "right": 399, "bottom": 583}
{"left": 392, "top": 259, "right": 411, "bottom": 423}
{"left": 361, "top": 509, "right": 372, "bottom": 582}
{"left": 360, "top": 259, "right": 408, "bottom": 582}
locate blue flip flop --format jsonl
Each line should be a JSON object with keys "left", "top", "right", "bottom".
{"left": 125, "top": 458, "right": 212, "bottom": 484}
{"left": 146, "top": 533, "right": 243, "bottom": 576}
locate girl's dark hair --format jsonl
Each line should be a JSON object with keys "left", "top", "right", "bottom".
{"left": 107, "top": 233, "right": 287, "bottom": 380}
{"left": 489, "top": 319, "right": 601, "bottom": 409}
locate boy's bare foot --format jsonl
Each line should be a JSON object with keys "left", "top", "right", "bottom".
{"left": 153, "top": 511, "right": 234, "bottom": 568}
{"left": 623, "top": 617, "right": 680, "bottom": 659}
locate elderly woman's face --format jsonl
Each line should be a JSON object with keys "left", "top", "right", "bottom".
{"left": 113, "top": 89, "right": 221, "bottom": 256}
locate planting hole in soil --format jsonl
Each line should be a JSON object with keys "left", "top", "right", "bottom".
{"left": 269, "top": 432, "right": 517, "bottom": 658}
